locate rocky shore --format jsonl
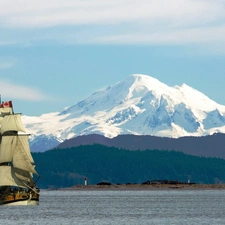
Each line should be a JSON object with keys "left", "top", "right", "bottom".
{"left": 60, "top": 183, "right": 225, "bottom": 191}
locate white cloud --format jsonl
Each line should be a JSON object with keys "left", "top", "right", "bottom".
{"left": 89, "top": 25, "right": 225, "bottom": 45}
{"left": 0, "top": 80, "right": 49, "bottom": 101}
{"left": 0, "top": 60, "right": 15, "bottom": 70}
{"left": 0, "top": 0, "right": 224, "bottom": 28}
{"left": 0, "top": 0, "right": 225, "bottom": 48}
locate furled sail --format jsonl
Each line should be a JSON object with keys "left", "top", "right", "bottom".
{"left": 1, "top": 114, "right": 26, "bottom": 135}
{"left": 0, "top": 166, "right": 27, "bottom": 188}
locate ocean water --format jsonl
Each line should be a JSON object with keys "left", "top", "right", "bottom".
{"left": 1, "top": 189, "right": 225, "bottom": 225}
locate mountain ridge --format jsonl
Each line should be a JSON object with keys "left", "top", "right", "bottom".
{"left": 55, "top": 133, "right": 225, "bottom": 159}
{"left": 21, "top": 74, "right": 225, "bottom": 152}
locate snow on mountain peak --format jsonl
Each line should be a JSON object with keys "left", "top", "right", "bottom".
{"left": 174, "top": 83, "right": 225, "bottom": 113}
{"left": 125, "top": 75, "right": 225, "bottom": 115}
{"left": 127, "top": 74, "right": 170, "bottom": 97}
{"left": 129, "top": 74, "right": 163, "bottom": 86}
{"left": 23, "top": 74, "right": 225, "bottom": 152}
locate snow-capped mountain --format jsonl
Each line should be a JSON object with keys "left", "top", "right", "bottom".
{"left": 22, "top": 74, "right": 225, "bottom": 152}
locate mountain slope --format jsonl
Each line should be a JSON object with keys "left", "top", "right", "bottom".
{"left": 22, "top": 74, "right": 225, "bottom": 152}
{"left": 56, "top": 133, "right": 225, "bottom": 159}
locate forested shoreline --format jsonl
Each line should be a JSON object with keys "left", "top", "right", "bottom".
{"left": 32, "top": 144, "right": 225, "bottom": 189}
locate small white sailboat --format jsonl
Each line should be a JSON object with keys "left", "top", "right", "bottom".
{"left": 0, "top": 100, "right": 40, "bottom": 205}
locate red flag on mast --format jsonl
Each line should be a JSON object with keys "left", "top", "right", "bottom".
{"left": 0, "top": 101, "right": 13, "bottom": 108}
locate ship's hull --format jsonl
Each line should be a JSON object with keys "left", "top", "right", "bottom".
{"left": 0, "top": 186, "right": 40, "bottom": 206}
{"left": 1, "top": 199, "right": 39, "bottom": 206}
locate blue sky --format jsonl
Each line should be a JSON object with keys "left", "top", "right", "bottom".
{"left": 0, "top": 0, "right": 225, "bottom": 116}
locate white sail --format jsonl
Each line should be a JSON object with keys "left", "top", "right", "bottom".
{"left": 0, "top": 136, "right": 17, "bottom": 164}
{"left": 0, "top": 107, "right": 13, "bottom": 117}
{"left": 1, "top": 114, "right": 26, "bottom": 135}
{"left": 0, "top": 107, "right": 13, "bottom": 126}
{"left": 0, "top": 166, "right": 27, "bottom": 188}
{"left": 12, "top": 135, "right": 37, "bottom": 175}
{"left": 13, "top": 167, "right": 34, "bottom": 186}
{"left": 17, "top": 135, "right": 35, "bottom": 163}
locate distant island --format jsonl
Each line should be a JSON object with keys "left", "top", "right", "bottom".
{"left": 60, "top": 179, "right": 225, "bottom": 191}
{"left": 61, "top": 183, "right": 225, "bottom": 191}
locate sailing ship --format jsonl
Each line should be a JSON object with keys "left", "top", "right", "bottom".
{"left": 0, "top": 100, "right": 40, "bottom": 206}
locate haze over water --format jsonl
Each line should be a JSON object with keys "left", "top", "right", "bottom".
{"left": 1, "top": 189, "right": 225, "bottom": 224}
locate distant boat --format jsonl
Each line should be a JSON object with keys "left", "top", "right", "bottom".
{"left": 0, "top": 100, "right": 40, "bottom": 206}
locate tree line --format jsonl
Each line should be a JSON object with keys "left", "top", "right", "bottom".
{"left": 32, "top": 144, "right": 225, "bottom": 189}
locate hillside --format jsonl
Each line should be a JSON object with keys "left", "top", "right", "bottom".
{"left": 33, "top": 144, "right": 225, "bottom": 189}
{"left": 56, "top": 133, "right": 225, "bottom": 159}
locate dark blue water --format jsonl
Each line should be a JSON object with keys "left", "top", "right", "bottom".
{"left": 1, "top": 189, "right": 225, "bottom": 224}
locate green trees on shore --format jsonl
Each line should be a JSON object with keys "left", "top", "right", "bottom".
{"left": 32, "top": 144, "right": 225, "bottom": 189}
